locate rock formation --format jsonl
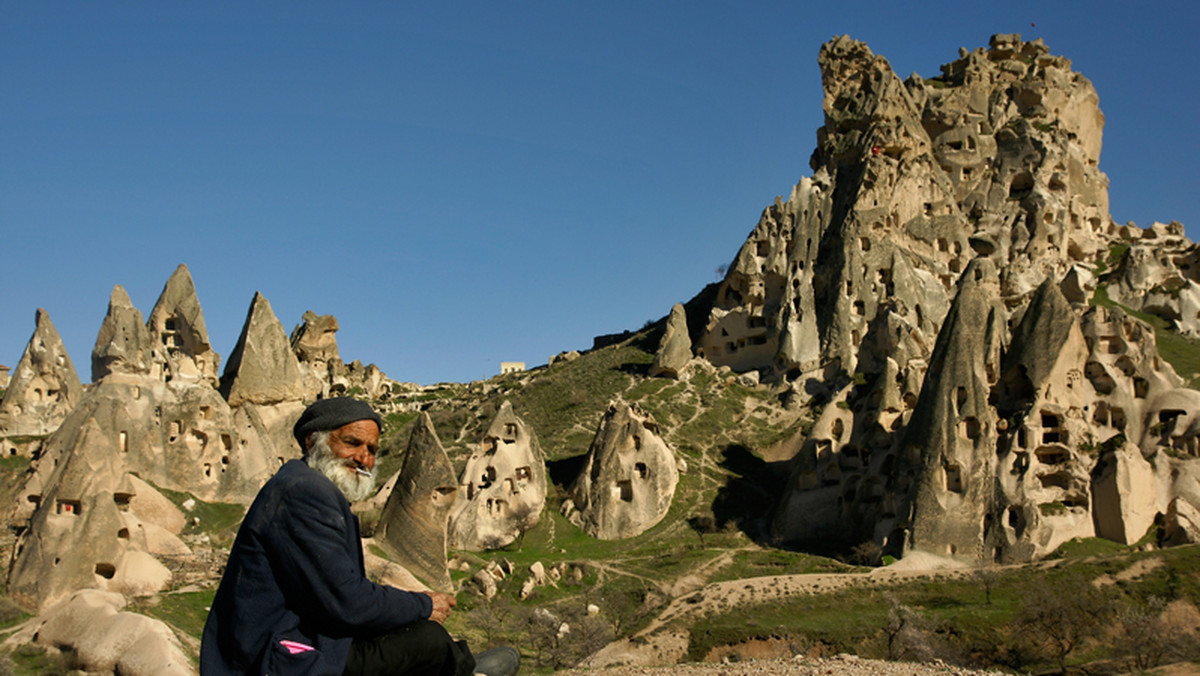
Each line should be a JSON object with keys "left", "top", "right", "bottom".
{"left": 1106, "top": 221, "right": 1200, "bottom": 336}
{"left": 8, "top": 418, "right": 185, "bottom": 608}
{"left": 448, "top": 401, "right": 547, "bottom": 550}
{"left": 0, "top": 308, "right": 83, "bottom": 441}
{"left": 3, "top": 589, "right": 193, "bottom": 675}
{"left": 376, "top": 413, "right": 458, "bottom": 590}
{"left": 146, "top": 264, "right": 221, "bottom": 386}
{"left": 92, "top": 285, "right": 154, "bottom": 381}
{"left": 650, "top": 304, "right": 692, "bottom": 379}
{"left": 757, "top": 34, "right": 1200, "bottom": 563}
{"left": 289, "top": 310, "right": 394, "bottom": 399}
{"left": 570, "top": 400, "right": 679, "bottom": 539}
{"left": 220, "top": 292, "right": 312, "bottom": 407}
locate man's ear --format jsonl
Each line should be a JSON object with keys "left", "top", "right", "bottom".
{"left": 305, "top": 432, "right": 315, "bottom": 451}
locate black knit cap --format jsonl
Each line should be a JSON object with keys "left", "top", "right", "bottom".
{"left": 293, "top": 397, "right": 383, "bottom": 448}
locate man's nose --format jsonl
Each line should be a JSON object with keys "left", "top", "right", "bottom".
{"left": 358, "top": 451, "right": 375, "bottom": 470}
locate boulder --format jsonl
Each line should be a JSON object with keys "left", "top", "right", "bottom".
{"left": 2, "top": 589, "right": 192, "bottom": 676}
{"left": 1091, "top": 439, "right": 1157, "bottom": 544}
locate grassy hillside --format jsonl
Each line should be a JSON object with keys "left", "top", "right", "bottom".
{"left": 6, "top": 319, "right": 1200, "bottom": 674}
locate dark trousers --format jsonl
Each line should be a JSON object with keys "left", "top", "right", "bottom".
{"left": 343, "top": 620, "right": 475, "bottom": 676}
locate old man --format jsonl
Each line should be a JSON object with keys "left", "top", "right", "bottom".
{"left": 200, "top": 397, "right": 518, "bottom": 676}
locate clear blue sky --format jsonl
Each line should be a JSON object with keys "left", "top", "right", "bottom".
{"left": 4, "top": 2, "right": 1198, "bottom": 385}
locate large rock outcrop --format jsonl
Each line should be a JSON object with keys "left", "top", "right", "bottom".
{"left": 0, "top": 308, "right": 84, "bottom": 440}
{"left": 570, "top": 401, "right": 679, "bottom": 539}
{"left": 8, "top": 418, "right": 184, "bottom": 608}
{"left": 764, "top": 34, "right": 1199, "bottom": 563}
{"left": 448, "top": 401, "right": 546, "bottom": 551}
{"left": 220, "top": 292, "right": 312, "bottom": 406}
{"left": 3, "top": 590, "right": 193, "bottom": 676}
{"left": 376, "top": 413, "right": 458, "bottom": 590}
{"left": 146, "top": 264, "right": 221, "bottom": 386}
{"left": 92, "top": 285, "right": 154, "bottom": 381}
{"left": 650, "top": 304, "right": 692, "bottom": 379}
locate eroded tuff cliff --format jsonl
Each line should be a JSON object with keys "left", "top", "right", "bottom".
{"left": 709, "top": 34, "right": 1200, "bottom": 563}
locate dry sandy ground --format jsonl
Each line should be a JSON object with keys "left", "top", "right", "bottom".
{"left": 555, "top": 653, "right": 1005, "bottom": 676}
{"left": 563, "top": 552, "right": 1184, "bottom": 674}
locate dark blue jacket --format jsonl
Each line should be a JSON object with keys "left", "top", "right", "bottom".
{"left": 200, "top": 459, "right": 432, "bottom": 675}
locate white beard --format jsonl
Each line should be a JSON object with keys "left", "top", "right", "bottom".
{"left": 308, "top": 434, "right": 376, "bottom": 503}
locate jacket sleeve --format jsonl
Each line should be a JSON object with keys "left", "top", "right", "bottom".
{"left": 259, "top": 474, "right": 433, "bottom": 637}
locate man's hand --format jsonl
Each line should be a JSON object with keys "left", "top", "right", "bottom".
{"left": 424, "top": 591, "right": 456, "bottom": 624}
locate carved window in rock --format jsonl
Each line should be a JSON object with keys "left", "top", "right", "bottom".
{"left": 1115, "top": 356, "right": 1136, "bottom": 377}
{"left": 1040, "top": 413, "right": 1062, "bottom": 444}
{"left": 1086, "top": 361, "right": 1114, "bottom": 394}
{"left": 503, "top": 423, "right": 518, "bottom": 441}
{"left": 1035, "top": 446, "right": 1070, "bottom": 465}
{"left": 944, "top": 464, "right": 963, "bottom": 494}
{"left": 480, "top": 466, "right": 497, "bottom": 488}
{"left": 635, "top": 462, "right": 648, "bottom": 479}
{"left": 56, "top": 499, "right": 82, "bottom": 516}
{"left": 119, "top": 431, "right": 128, "bottom": 453}
{"left": 169, "top": 420, "right": 181, "bottom": 443}
{"left": 1011, "top": 451, "right": 1029, "bottom": 475}
{"left": 1100, "top": 337, "right": 1122, "bottom": 354}
{"left": 960, "top": 417, "right": 981, "bottom": 441}
{"left": 486, "top": 498, "right": 508, "bottom": 516}
{"left": 831, "top": 418, "right": 845, "bottom": 442}
{"left": 515, "top": 466, "right": 531, "bottom": 482}
{"left": 815, "top": 439, "right": 833, "bottom": 462}
{"left": 95, "top": 563, "right": 116, "bottom": 579}
{"left": 1134, "top": 377, "right": 1149, "bottom": 399}
{"left": 1157, "top": 410, "right": 1187, "bottom": 443}
{"left": 204, "top": 463, "right": 213, "bottom": 478}
{"left": 616, "top": 480, "right": 633, "bottom": 502}
{"left": 113, "top": 493, "right": 132, "bottom": 510}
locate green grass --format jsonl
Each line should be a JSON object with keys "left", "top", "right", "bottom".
{"left": 1048, "top": 536, "right": 1131, "bottom": 559}
{"left": 131, "top": 589, "right": 216, "bottom": 640}
{"left": 148, "top": 483, "right": 246, "bottom": 544}
{"left": 684, "top": 545, "right": 1200, "bottom": 669}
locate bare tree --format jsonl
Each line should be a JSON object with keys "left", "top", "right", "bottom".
{"left": 971, "top": 556, "right": 1002, "bottom": 605}
{"left": 1016, "top": 576, "right": 1109, "bottom": 674}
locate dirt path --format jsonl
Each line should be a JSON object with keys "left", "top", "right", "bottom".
{"left": 637, "top": 561, "right": 960, "bottom": 638}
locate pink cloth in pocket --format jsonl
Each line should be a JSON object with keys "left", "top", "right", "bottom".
{"left": 279, "top": 640, "right": 315, "bottom": 655}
